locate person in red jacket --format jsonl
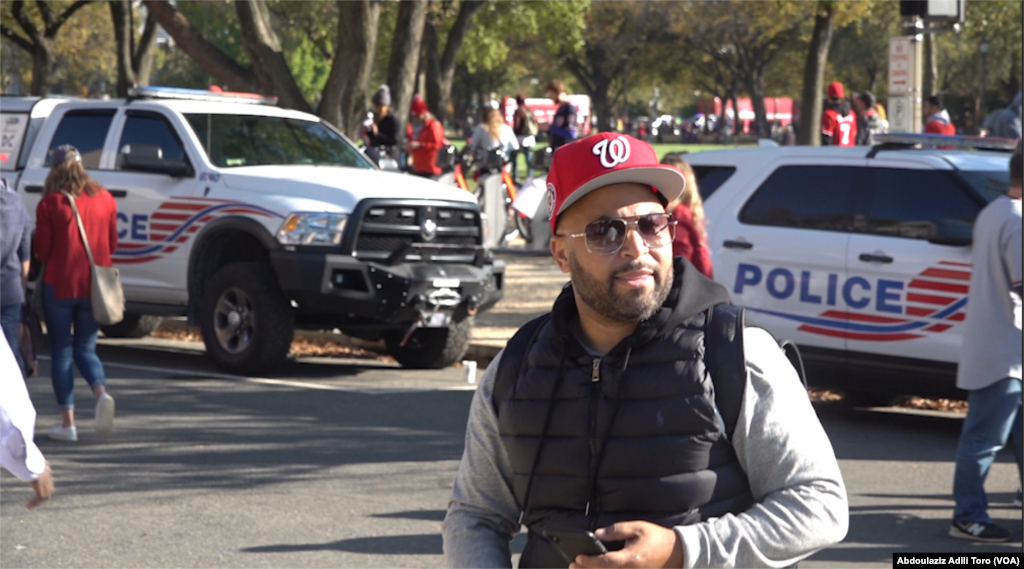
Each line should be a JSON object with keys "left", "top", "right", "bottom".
{"left": 821, "top": 82, "right": 857, "bottom": 147}
{"left": 405, "top": 98, "right": 445, "bottom": 177}
{"left": 923, "top": 95, "right": 956, "bottom": 135}
{"left": 660, "top": 153, "right": 713, "bottom": 278}
{"left": 33, "top": 145, "right": 117, "bottom": 443}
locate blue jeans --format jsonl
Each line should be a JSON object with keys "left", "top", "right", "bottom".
{"left": 42, "top": 285, "right": 106, "bottom": 409}
{"left": 0, "top": 303, "right": 23, "bottom": 376}
{"left": 952, "top": 377, "right": 1023, "bottom": 523}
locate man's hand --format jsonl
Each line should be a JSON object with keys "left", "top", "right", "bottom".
{"left": 405, "top": 141, "right": 421, "bottom": 152}
{"left": 570, "top": 521, "right": 683, "bottom": 569}
{"left": 27, "top": 461, "right": 54, "bottom": 509}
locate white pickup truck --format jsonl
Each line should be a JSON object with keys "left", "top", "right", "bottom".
{"left": 0, "top": 87, "right": 504, "bottom": 374}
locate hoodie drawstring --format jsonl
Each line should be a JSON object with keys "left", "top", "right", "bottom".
{"left": 518, "top": 349, "right": 568, "bottom": 526}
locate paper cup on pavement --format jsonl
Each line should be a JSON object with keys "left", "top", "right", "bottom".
{"left": 463, "top": 360, "right": 477, "bottom": 383}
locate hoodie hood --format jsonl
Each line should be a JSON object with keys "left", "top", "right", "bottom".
{"left": 830, "top": 99, "right": 852, "bottom": 118}
{"left": 550, "top": 256, "right": 732, "bottom": 356}
{"left": 926, "top": 108, "right": 952, "bottom": 126}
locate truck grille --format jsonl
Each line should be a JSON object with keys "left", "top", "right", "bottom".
{"left": 351, "top": 202, "right": 481, "bottom": 261}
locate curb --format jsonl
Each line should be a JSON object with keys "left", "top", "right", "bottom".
{"left": 155, "top": 318, "right": 504, "bottom": 365}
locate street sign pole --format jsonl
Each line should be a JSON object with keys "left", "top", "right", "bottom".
{"left": 889, "top": 30, "right": 924, "bottom": 133}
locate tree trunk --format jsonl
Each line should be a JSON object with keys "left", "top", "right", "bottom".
{"left": 320, "top": 0, "right": 380, "bottom": 137}
{"left": 797, "top": 1, "right": 835, "bottom": 146}
{"left": 425, "top": 0, "right": 485, "bottom": 126}
{"left": 143, "top": 0, "right": 260, "bottom": 93}
{"left": 30, "top": 37, "right": 55, "bottom": 96}
{"left": 424, "top": 18, "right": 442, "bottom": 120}
{"left": 747, "top": 68, "right": 769, "bottom": 138}
{"left": 134, "top": 11, "right": 160, "bottom": 87}
{"left": 923, "top": 33, "right": 938, "bottom": 97}
{"left": 110, "top": 0, "right": 135, "bottom": 97}
{"left": 387, "top": 0, "right": 428, "bottom": 146}
{"left": 235, "top": 0, "right": 311, "bottom": 112}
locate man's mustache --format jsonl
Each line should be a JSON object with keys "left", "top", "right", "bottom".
{"left": 612, "top": 260, "right": 660, "bottom": 278}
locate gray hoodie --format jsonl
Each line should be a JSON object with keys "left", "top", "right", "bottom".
{"left": 0, "top": 178, "right": 33, "bottom": 307}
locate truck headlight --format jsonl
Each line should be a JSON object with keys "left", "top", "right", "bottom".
{"left": 276, "top": 213, "right": 348, "bottom": 246}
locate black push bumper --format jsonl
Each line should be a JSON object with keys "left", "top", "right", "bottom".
{"left": 270, "top": 244, "right": 504, "bottom": 327}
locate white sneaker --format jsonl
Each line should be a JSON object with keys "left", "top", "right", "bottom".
{"left": 48, "top": 424, "right": 78, "bottom": 442}
{"left": 95, "top": 393, "right": 115, "bottom": 438}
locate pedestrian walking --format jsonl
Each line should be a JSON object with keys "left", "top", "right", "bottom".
{"left": 982, "top": 92, "right": 1022, "bottom": 141}
{"left": 1, "top": 175, "right": 33, "bottom": 376}
{"left": 33, "top": 145, "right": 117, "bottom": 443}
{"left": 854, "top": 92, "right": 888, "bottom": 146}
{"left": 660, "top": 153, "right": 713, "bottom": 278}
{"left": 442, "top": 133, "right": 848, "bottom": 568}
{"left": 949, "top": 145, "right": 1023, "bottom": 543}
{"left": 512, "top": 94, "right": 538, "bottom": 180}
{"left": 0, "top": 333, "right": 54, "bottom": 509}
{"left": 923, "top": 95, "right": 956, "bottom": 136}
{"left": 405, "top": 98, "right": 446, "bottom": 178}
{"left": 539, "top": 80, "right": 578, "bottom": 150}
{"left": 365, "top": 85, "right": 399, "bottom": 163}
{"left": 821, "top": 81, "right": 857, "bottom": 147}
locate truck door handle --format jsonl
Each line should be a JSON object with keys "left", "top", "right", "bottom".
{"left": 24, "top": 185, "right": 42, "bottom": 193}
{"left": 723, "top": 240, "right": 753, "bottom": 250}
{"left": 858, "top": 253, "right": 893, "bottom": 264}
{"left": 109, "top": 189, "right": 127, "bottom": 198}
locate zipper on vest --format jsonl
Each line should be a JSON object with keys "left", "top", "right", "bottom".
{"left": 585, "top": 357, "right": 601, "bottom": 517}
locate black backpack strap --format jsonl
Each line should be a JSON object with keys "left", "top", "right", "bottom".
{"left": 704, "top": 303, "right": 747, "bottom": 440}
{"left": 492, "top": 313, "right": 552, "bottom": 414}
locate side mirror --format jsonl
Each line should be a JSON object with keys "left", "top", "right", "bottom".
{"left": 120, "top": 144, "right": 194, "bottom": 178}
{"left": 928, "top": 219, "right": 973, "bottom": 247}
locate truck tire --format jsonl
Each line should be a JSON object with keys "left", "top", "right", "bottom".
{"left": 199, "top": 262, "right": 294, "bottom": 375}
{"left": 100, "top": 314, "right": 162, "bottom": 338}
{"left": 385, "top": 316, "right": 473, "bottom": 369}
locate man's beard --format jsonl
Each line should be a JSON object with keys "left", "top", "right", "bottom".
{"left": 569, "top": 253, "right": 673, "bottom": 323}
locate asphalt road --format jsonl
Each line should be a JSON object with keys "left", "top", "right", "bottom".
{"left": 2, "top": 338, "right": 1020, "bottom": 569}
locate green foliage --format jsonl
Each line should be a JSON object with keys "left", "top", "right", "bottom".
{"left": 459, "top": 0, "right": 588, "bottom": 73}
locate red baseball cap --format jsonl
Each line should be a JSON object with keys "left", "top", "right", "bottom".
{"left": 545, "top": 133, "right": 685, "bottom": 232}
{"left": 827, "top": 82, "right": 844, "bottom": 99}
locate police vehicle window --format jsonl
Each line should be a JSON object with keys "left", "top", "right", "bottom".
{"left": 739, "top": 165, "right": 858, "bottom": 231}
{"left": 868, "top": 169, "right": 981, "bottom": 239}
{"left": 957, "top": 170, "right": 1010, "bottom": 203}
{"left": 117, "top": 113, "right": 188, "bottom": 168}
{"left": 184, "top": 113, "right": 373, "bottom": 169}
{"left": 692, "top": 166, "right": 736, "bottom": 200}
{"left": 48, "top": 110, "right": 115, "bottom": 170}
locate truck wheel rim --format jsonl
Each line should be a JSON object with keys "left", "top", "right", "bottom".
{"left": 213, "top": 288, "right": 254, "bottom": 354}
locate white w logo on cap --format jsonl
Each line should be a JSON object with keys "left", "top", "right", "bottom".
{"left": 592, "top": 136, "right": 631, "bottom": 168}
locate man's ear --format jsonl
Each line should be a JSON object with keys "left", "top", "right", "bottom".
{"left": 550, "top": 234, "right": 572, "bottom": 274}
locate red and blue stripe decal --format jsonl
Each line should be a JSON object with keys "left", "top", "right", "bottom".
{"left": 113, "top": 198, "right": 284, "bottom": 264}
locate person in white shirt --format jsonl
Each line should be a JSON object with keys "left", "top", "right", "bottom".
{"left": 0, "top": 333, "right": 54, "bottom": 508}
{"left": 950, "top": 146, "right": 1023, "bottom": 543}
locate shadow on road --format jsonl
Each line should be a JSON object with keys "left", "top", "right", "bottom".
{"left": 240, "top": 533, "right": 443, "bottom": 555}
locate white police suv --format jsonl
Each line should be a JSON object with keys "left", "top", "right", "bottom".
{"left": 686, "top": 134, "right": 1015, "bottom": 400}
{"left": 1, "top": 87, "right": 504, "bottom": 374}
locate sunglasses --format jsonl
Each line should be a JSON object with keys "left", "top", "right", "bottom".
{"left": 559, "top": 213, "right": 676, "bottom": 255}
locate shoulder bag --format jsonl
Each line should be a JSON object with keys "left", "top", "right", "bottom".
{"left": 63, "top": 192, "right": 124, "bottom": 326}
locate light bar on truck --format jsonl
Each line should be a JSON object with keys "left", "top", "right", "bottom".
{"left": 872, "top": 133, "right": 1019, "bottom": 152}
{"left": 127, "top": 86, "right": 279, "bottom": 106}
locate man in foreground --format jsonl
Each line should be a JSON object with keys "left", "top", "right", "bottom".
{"left": 950, "top": 145, "right": 1022, "bottom": 542}
{"left": 443, "top": 133, "right": 848, "bottom": 568}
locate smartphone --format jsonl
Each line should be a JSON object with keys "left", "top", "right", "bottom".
{"left": 542, "top": 526, "right": 608, "bottom": 564}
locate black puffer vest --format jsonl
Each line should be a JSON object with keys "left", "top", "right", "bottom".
{"left": 496, "top": 259, "right": 754, "bottom": 568}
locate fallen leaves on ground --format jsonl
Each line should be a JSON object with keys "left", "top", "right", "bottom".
{"left": 152, "top": 326, "right": 391, "bottom": 361}
{"left": 900, "top": 397, "right": 968, "bottom": 413}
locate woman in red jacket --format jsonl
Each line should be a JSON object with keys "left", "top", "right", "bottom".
{"left": 661, "top": 153, "right": 714, "bottom": 279}
{"left": 34, "top": 145, "right": 118, "bottom": 442}
{"left": 405, "top": 98, "right": 445, "bottom": 177}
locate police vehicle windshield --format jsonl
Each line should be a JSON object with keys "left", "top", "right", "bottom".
{"left": 184, "top": 114, "right": 374, "bottom": 170}
{"left": 958, "top": 170, "right": 1010, "bottom": 203}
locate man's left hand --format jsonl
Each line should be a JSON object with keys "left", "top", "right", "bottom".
{"left": 569, "top": 521, "right": 683, "bottom": 569}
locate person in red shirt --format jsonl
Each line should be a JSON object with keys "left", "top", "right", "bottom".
{"left": 405, "top": 98, "right": 446, "bottom": 177}
{"left": 660, "top": 153, "right": 713, "bottom": 278}
{"left": 33, "top": 145, "right": 117, "bottom": 443}
{"left": 923, "top": 95, "right": 956, "bottom": 136}
{"left": 821, "top": 82, "right": 857, "bottom": 147}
